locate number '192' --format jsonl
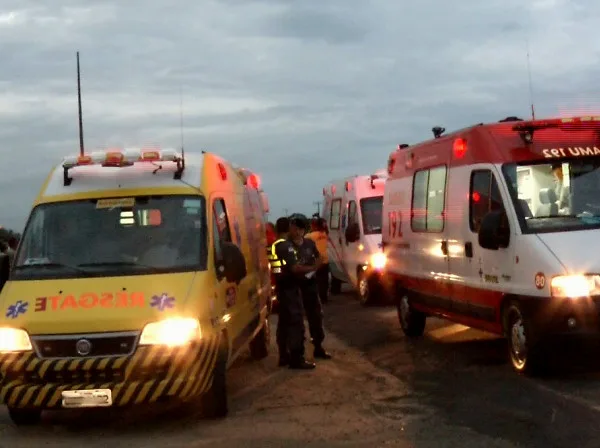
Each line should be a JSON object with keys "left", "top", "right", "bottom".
{"left": 388, "top": 211, "right": 403, "bottom": 238}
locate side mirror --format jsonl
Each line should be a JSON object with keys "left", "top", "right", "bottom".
{"left": 478, "top": 210, "right": 510, "bottom": 250}
{"left": 0, "top": 254, "right": 10, "bottom": 293}
{"left": 220, "top": 242, "right": 247, "bottom": 284}
{"left": 345, "top": 222, "right": 360, "bottom": 243}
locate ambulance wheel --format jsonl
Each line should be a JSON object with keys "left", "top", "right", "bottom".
{"left": 8, "top": 408, "right": 42, "bottom": 426}
{"left": 397, "top": 294, "right": 426, "bottom": 337}
{"left": 504, "top": 301, "right": 547, "bottom": 376}
{"left": 331, "top": 277, "right": 342, "bottom": 294}
{"left": 201, "top": 337, "right": 228, "bottom": 418}
{"left": 357, "top": 271, "right": 375, "bottom": 306}
{"left": 249, "top": 317, "right": 270, "bottom": 360}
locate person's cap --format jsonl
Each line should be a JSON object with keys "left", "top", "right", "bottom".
{"left": 289, "top": 214, "right": 307, "bottom": 229}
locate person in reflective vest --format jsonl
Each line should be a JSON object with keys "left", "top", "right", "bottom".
{"left": 271, "top": 217, "right": 317, "bottom": 370}
{"left": 289, "top": 216, "right": 331, "bottom": 360}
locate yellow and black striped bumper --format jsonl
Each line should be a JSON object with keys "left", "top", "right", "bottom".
{"left": 0, "top": 334, "right": 220, "bottom": 410}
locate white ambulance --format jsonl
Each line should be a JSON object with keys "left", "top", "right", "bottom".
{"left": 382, "top": 116, "right": 600, "bottom": 375}
{"left": 322, "top": 171, "right": 388, "bottom": 305}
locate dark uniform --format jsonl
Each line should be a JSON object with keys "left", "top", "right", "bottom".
{"left": 292, "top": 237, "right": 331, "bottom": 359}
{"left": 270, "top": 238, "right": 309, "bottom": 367}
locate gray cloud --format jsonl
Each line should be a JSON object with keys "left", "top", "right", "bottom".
{"left": 0, "top": 0, "right": 599, "bottom": 230}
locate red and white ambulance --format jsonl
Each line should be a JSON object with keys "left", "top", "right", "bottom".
{"left": 382, "top": 115, "right": 600, "bottom": 374}
{"left": 323, "top": 171, "right": 388, "bottom": 305}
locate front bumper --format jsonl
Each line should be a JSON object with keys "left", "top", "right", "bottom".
{"left": 0, "top": 334, "right": 220, "bottom": 410}
{"left": 521, "top": 295, "right": 600, "bottom": 336}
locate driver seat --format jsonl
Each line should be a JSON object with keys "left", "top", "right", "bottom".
{"left": 536, "top": 188, "right": 558, "bottom": 217}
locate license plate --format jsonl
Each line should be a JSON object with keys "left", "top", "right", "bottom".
{"left": 61, "top": 389, "right": 112, "bottom": 408}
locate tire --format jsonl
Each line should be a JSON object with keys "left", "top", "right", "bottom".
{"left": 504, "top": 300, "right": 547, "bottom": 376}
{"left": 357, "top": 271, "right": 376, "bottom": 307}
{"left": 331, "top": 276, "right": 342, "bottom": 294}
{"left": 201, "top": 337, "right": 228, "bottom": 419}
{"left": 397, "top": 293, "right": 426, "bottom": 337}
{"left": 249, "top": 318, "right": 270, "bottom": 360}
{"left": 8, "top": 408, "right": 42, "bottom": 426}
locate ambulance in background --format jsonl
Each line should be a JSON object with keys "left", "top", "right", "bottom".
{"left": 322, "top": 170, "right": 388, "bottom": 306}
{"left": 382, "top": 115, "right": 600, "bottom": 375}
{"left": 0, "top": 147, "right": 271, "bottom": 424}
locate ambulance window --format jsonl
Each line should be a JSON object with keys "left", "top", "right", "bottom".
{"left": 411, "top": 166, "right": 447, "bottom": 232}
{"left": 212, "top": 199, "right": 232, "bottom": 261}
{"left": 330, "top": 199, "right": 342, "bottom": 229}
{"left": 347, "top": 201, "right": 357, "bottom": 227}
{"left": 470, "top": 170, "right": 505, "bottom": 232}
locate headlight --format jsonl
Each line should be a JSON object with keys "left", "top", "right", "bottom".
{"left": 139, "top": 318, "right": 201, "bottom": 346}
{"left": 0, "top": 328, "right": 32, "bottom": 352}
{"left": 369, "top": 253, "right": 387, "bottom": 270}
{"left": 550, "top": 275, "right": 600, "bottom": 298}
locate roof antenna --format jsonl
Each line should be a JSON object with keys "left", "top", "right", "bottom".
{"left": 77, "top": 51, "right": 85, "bottom": 155}
{"left": 173, "top": 85, "right": 185, "bottom": 180}
{"left": 526, "top": 38, "right": 535, "bottom": 120}
{"left": 179, "top": 85, "right": 185, "bottom": 159}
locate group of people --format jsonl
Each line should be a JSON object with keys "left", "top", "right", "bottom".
{"left": 267, "top": 215, "right": 332, "bottom": 370}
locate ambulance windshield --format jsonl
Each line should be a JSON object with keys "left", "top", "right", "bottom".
{"left": 360, "top": 196, "right": 383, "bottom": 234}
{"left": 504, "top": 158, "right": 600, "bottom": 233}
{"left": 12, "top": 195, "right": 207, "bottom": 280}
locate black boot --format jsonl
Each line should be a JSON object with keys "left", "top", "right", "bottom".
{"left": 278, "top": 348, "right": 290, "bottom": 367}
{"left": 314, "top": 346, "right": 332, "bottom": 359}
{"left": 289, "top": 359, "right": 316, "bottom": 370}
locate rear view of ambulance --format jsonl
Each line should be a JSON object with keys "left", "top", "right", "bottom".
{"left": 0, "top": 147, "right": 271, "bottom": 424}
{"left": 383, "top": 116, "right": 600, "bottom": 374}
{"left": 323, "top": 171, "right": 388, "bottom": 305}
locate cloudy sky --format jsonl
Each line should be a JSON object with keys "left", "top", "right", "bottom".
{"left": 0, "top": 0, "right": 597, "bottom": 231}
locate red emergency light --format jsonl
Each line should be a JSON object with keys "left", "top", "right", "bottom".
{"left": 453, "top": 138, "right": 467, "bottom": 159}
{"left": 247, "top": 173, "right": 260, "bottom": 189}
{"left": 217, "top": 163, "right": 227, "bottom": 181}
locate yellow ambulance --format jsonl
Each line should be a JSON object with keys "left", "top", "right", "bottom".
{"left": 0, "top": 147, "right": 272, "bottom": 425}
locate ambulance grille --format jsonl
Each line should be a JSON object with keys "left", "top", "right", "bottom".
{"left": 30, "top": 332, "right": 139, "bottom": 359}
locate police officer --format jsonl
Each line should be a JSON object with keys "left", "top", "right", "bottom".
{"left": 270, "top": 217, "right": 316, "bottom": 370}
{"left": 289, "top": 216, "right": 332, "bottom": 360}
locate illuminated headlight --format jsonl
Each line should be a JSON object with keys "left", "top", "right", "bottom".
{"left": 0, "top": 328, "right": 32, "bottom": 352}
{"left": 550, "top": 275, "right": 600, "bottom": 298}
{"left": 369, "top": 253, "right": 387, "bottom": 270}
{"left": 139, "top": 318, "right": 201, "bottom": 347}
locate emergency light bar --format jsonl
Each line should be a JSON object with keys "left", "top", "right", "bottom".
{"left": 513, "top": 116, "right": 600, "bottom": 144}
{"left": 62, "top": 147, "right": 184, "bottom": 186}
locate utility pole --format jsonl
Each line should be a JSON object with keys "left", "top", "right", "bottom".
{"left": 312, "top": 201, "right": 321, "bottom": 216}
{"left": 283, "top": 208, "right": 289, "bottom": 217}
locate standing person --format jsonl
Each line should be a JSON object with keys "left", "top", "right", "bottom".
{"left": 306, "top": 217, "right": 330, "bottom": 304}
{"left": 270, "top": 217, "right": 316, "bottom": 370}
{"left": 289, "top": 216, "right": 332, "bottom": 360}
{"left": 265, "top": 222, "right": 276, "bottom": 247}
{"left": 551, "top": 163, "right": 570, "bottom": 214}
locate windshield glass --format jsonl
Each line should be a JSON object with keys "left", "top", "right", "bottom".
{"left": 503, "top": 158, "right": 600, "bottom": 233}
{"left": 360, "top": 196, "right": 383, "bottom": 235}
{"left": 12, "top": 195, "right": 207, "bottom": 280}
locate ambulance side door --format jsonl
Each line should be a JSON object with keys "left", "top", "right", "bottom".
{"left": 342, "top": 199, "right": 360, "bottom": 286}
{"left": 327, "top": 195, "right": 346, "bottom": 282}
{"left": 463, "top": 167, "right": 515, "bottom": 328}
{"left": 210, "top": 197, "right": 246, "bottom": 353}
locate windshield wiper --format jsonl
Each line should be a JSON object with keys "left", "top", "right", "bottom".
{"left": 13, "top": 262, "right": 91, "bottom": 275}
{"left": 77, "top": 261, "right": 161, "bottom": 271}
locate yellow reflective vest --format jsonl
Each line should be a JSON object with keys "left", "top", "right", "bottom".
{"left": 268, "top": 238, "right": 286, "bottom": 274}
